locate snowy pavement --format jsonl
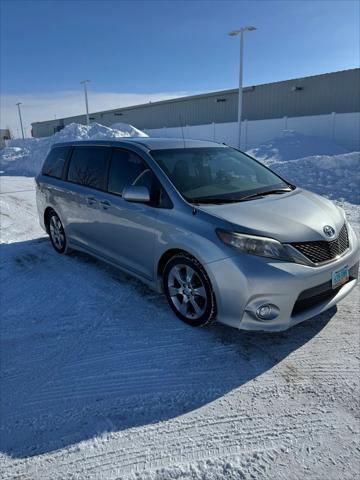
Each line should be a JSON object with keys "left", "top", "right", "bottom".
{"left": 1, "top": 176, "right": 359, "bottom": 479}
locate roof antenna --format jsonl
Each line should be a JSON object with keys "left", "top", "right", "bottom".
{"left": 179, "top": 114, "right": 186, "bottom": 147}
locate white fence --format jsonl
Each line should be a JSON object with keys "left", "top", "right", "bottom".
{"left": 145, "top": 112, "right": 360, "bottom": 152}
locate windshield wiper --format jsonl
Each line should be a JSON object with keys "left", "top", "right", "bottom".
{"left": 189, "top": 187, "right": 294, "bottom": 205}
{"left": 238, "top": 188, "right": 293, "bottom": 202}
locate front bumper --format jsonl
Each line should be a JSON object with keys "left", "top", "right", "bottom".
{"left": 206, "top": 225, "right": 360, "bottom": 332}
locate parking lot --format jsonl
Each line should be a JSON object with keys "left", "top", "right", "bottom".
{"left": 0, "top": 176, "right": 359, "bottom": 479}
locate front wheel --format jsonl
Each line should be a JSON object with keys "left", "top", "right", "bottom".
{"left": 48, "top": 211, "right": 67, "bottom": 254}
{"left": 163, "top": 253, "right": 217, "bottom": 327}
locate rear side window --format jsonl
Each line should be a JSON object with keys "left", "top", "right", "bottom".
{"left": 42, "top": 146, "right": 69, "bottom": 179}
{"left": 108, "top": 149, "right": 151, "bottom": 195}
{"left": 67, "top": 147, "right": 109, "bottom": 190}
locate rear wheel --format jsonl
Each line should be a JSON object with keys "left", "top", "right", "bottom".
{"left": 48, "top": 211, "right": 67, "bottom": 254}
{"left": 163, "top": 253, "right": 217, "bottom": 327}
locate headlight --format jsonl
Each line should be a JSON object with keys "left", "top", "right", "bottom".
{"left": 216, "top": 230, "right": 293, "bottom": 261}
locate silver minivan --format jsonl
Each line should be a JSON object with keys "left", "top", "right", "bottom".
{"left": 36, "top": 138, "right": 359, "bottom": 331}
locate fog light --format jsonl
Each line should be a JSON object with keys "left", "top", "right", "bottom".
{"left": 256, "top": 304, "right": 278, "bottom": 320}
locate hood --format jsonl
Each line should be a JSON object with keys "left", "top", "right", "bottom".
{"left": 198, "top": 189, "right": 345, "bottom": 243}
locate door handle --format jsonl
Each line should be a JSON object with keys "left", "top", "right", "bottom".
{"left": 86, "top": 196, "right": 97, "bottom": 206}
{"left": 100, "top": 200, "right": 111, "bottom": 209}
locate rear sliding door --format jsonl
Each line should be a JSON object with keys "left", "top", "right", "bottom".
{"left": 62, "top": 145, "right": 110, "bottom": 251}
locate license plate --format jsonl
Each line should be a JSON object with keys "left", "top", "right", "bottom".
{"left": 332, "top": 265, "right": 349, "bottom": 289}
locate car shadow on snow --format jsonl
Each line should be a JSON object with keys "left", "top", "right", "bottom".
{"left": 0, "top": 238, "right": 337, "bottom": 458}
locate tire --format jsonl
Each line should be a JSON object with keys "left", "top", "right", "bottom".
{"left": 48, "top": 211, "right": 67, "bottom": 254}
{"left": 163, "top": 253, "right": 217, "bottom": 327}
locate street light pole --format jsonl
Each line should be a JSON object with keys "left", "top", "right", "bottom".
{"left": 229, "top": 26, "right": 256, "bottom": 149}
{"left": 237, "top": 29, "right": 244, "bottom": 150}
{"left": 16, "top": 102, "right": 25, "bottom": 139}
{"left": 80, "top": 80, "right": 91, "bottom": 125}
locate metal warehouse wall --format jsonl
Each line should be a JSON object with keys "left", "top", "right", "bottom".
{"left": 32, "top": 69, "right": 360, "bottom": 138}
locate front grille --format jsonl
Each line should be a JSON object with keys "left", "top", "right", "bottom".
{"left": 292, "top": 262, "right": 358, "bottom": 316}
{"left": 291, "top": 223, "right": 349, "bottom": 264}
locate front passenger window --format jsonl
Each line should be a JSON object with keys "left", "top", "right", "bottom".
{"left": 108, "top": 149, "right": 172, "bottom": 208}
{"left": 108, "top": 149, "right": 152, "bottom": 195}
{"left": 133, "top": 169, "right": 153, "bottom": 189}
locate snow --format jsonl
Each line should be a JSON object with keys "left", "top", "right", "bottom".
{"left": 246, "top": 130, "right": 360, "bottom": 205}
{"left": 0, "top": 127, "right": 359, "bottom": 479}
{"left": 0, "top": 122, "right": 148, "bottom": 177}
{"left": 263, "top": 152, "right": 360, "bottom": 204}
{"left": 247, "top": 129, "right": 349, "bottom": 161}
{"left": 111, "top": 122, "right": 149, "bottom": 137}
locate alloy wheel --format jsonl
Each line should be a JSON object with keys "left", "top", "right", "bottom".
{"left": 167, "top": 264, "right": 207, "bottom": 319}
{"left": 49, "top": 215, "right": 65, "bottom": 251}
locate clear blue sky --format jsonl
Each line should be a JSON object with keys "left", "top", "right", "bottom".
{"left": 1, "top": 0, "right": 359, "bottom": 133}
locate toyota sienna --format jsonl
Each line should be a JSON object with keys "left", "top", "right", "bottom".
{"left": 36, "top": 138, "right": 359, "bottom": 331}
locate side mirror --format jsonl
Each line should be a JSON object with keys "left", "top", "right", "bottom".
{"left": 122, "top": 185, "right": 151, "bottom": 203}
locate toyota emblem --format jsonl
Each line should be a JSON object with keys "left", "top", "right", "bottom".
{"left": 323, "top": 225, "right": 336, "bottom": 238}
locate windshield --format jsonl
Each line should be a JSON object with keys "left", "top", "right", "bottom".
{"left": 150, "top": 147, "right": 291, "bottom": 203}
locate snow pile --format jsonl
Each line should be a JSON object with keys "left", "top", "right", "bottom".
{"left": 262, "top": 152, "right": 360, "bottom": 204}
{"left": 0, "top": 122, "right": 148, "bottom": 177}
{"left": 111, "top": 122, "right": 148, "bottom": 137}
{"left": 247, "top": 130, "right": 359, "bottom": 204}
{"left": 0, "top": 146, "right": 31, "bottom": 164}
{"left": 0, "top": 142, "right": 44, "bottom": 176}
{"left": 270, "top": 152, "right": 360, "bottom": 203}
{"left": 247, "top": 130, "right": 348, "bottom": 162}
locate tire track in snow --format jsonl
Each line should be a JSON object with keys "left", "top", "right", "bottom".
{"left": 1, "top": 176, "right": 359, "bottom": 479}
